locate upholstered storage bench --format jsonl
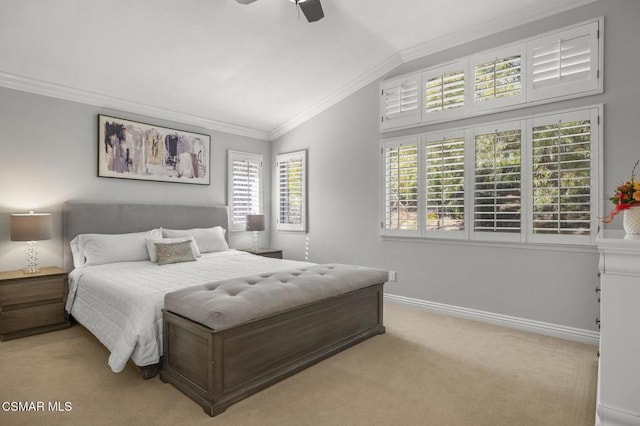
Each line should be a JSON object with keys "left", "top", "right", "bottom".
{"left": 159, "top": 264, "right": 387, "bottom": 416}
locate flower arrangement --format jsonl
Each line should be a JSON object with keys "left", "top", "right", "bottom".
{"left": 602, "top": 160, "right": 640, "bottom": 223}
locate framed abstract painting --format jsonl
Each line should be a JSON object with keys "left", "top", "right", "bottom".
{"left": 98, "top": 115, "right": 211, "bottom": 185}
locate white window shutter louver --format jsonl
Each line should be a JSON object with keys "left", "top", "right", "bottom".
{"left": 383, "top": 139, "right": 419, "bottom": 234}
{"left": 380, "top": 74, "right": 421, "bottom": 130}
{"left": 229, "top": 151, "right": 263, "bottom": 232}
{"left": 530, "top": 110, "right": 594, "bottom": 244}
{"left": 277, "top": 151, "right": 306, "bottom": 232}
{"left": 473, "top": 125, "right": 523, "bottom": 240}
{"left": 379, "top": 18, "right": 602, "bottom": 132}
{"left": 527, "top": 21, "right": 600, "bottom": 101}
{"left": 425, "top": 133, "right": 465, "bottom": 234}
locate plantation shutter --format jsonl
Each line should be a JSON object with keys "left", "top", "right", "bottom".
{"left": 474, "top": 56, "right": 522, "bottom": 101}
{"left": 530, "top": 110, "right": 595, "bottom": 243}
{"left": 473, "top": 124, "right": 522, "bottom": 240}
{"left": 380, "top": 74, "right": 421, "bottom": 130}
{"left": 422, "top": 62, "right": 466, "bottom": 123}
{"left": 228, "top": 151, "right": 262, "bottom": 232}
{"left": 425, "top": 132, "right": 465, "bottom": 234}
{"left": 276, "top": 151, "right": 306, "bottom": 232}
{"left": 382, "top": 139, "right": 419, "bottom": 234}
{"left": 471, "top": 45, "right": 525, "bottom": 111}
{"left": 527, "top": 20, "right": 600, "bottom": 101}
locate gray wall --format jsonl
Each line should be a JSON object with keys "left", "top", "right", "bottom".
{"left": 1, "top": 0, "right": 637, "bottom": 333}
{"left": 271, "top": 0, "right": 640, "bottom": 332}
{"left": 0, "top": 87, "right": 271, "bottom": 271}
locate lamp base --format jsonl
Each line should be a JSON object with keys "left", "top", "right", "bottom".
{"left": 24, "top": 241, "right": 40, "bottom": 275}
{"left": 252, "top": 231, "right": 259, "bottom": 253}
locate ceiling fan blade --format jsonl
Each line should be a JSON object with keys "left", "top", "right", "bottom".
{"left": 299, "top": 0, "right": 324, "bottom": 22}
{"left": 236, "top": 0, "right": 258, "bottom": 4}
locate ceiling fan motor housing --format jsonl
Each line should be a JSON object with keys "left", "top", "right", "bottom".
{"left": 237, "top": 0, "right": 324, "bottom": 22}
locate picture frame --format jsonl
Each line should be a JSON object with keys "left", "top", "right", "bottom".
{"left": 98, "top": 115, "right": 211, "bottom": 185}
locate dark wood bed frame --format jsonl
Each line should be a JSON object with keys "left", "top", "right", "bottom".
{"left": 159, "top": 283, "right": 385, "bottom": 416}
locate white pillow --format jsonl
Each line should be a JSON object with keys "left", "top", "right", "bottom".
{"left": 146, "top": 236, "right": 201, "bottom": 262}
{"left": 70, "top": 228, "right": 162, "bottom": 268}
{"left": 162, "top": 226, "right": 229, "bottom": 253}
{"left": 69, "top": 236, "right": 84, "bottom": 268}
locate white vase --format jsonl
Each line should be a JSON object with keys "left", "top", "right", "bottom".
{"left": 623, "top": 206, "right": 640, "bottom": 234}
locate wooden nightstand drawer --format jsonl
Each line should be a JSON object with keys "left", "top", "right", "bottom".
{"left": 0, "top": 301, "right": 67, "bottom": 334}
{"left": 0, "top": 267, "right": 70, "bottom": 341}
{"left": 0, "top": 277, "right": 65, "bottom": 306}
{"left": 240, "top": 248, "right": 283, "bottom": 259}
{"left": 258, "top": 251, "right": 283, "bottom": 259}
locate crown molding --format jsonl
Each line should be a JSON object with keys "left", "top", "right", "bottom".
{"left": 1, "top": 0, "right": 598, "bottom": 142}
{"left": 0, "top": 71, "right": 270, "bottom": 141}
{"left": 399, "top": 0, "right": 599, "bottom": 63}
{"left": 269, "top": 0, "right": 599, "bottom": 140}
{"left": 268, "top": 52, "right": 403, "bottom": 141}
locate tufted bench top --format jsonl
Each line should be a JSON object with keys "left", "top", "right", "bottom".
{"left": 164, "top": 264, "right": 388, "bottom": 331}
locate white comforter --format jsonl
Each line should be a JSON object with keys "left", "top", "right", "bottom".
{"left": 66, "top": 249, "right": 310, "bottom": 373}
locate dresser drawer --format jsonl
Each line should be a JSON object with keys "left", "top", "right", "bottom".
{"left": 0, "top": 276, "right": 65, "bottom": 306}
{"left": 0, "top": 301, "right": 67, "bottom": 334}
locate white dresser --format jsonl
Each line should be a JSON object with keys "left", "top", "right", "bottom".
{"left": 596, "top": 230, "right": 640, "bottom": 426}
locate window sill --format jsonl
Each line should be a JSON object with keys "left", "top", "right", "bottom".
{"left": 380, "top": 234, "right": 598, "bottom": 254}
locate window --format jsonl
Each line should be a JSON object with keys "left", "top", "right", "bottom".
{"left": 471, "top": 44, "right": 525, "bottom": 111}
{"left": 527, "top": 20, "right": 600, "bottom": 101}
{"left": 380, "top": 74, "right": 421, "bottom": 130}
{"left": 379, "top": 17, "right": 602, "bottom": 132}
{"left": 425, "top": 131, "right": 466, "bottom": 236}
{"left": 529, "top": 109, "right": 597, "bottom": 245}
{"left": 474, "top": 56, "right": 522, "bottom": 101}
{"left": 383, "top": 138, "right": 419, "bottom": 234}
{"left": 228, "top": 151, "right": 263, "bottom": 232}
{"left": 422, "top": 62, "right": 466, "bottom": 123}
{"left": 381, "top": 105, "right": 601, "bottom": 245}
{"left": 276, "top": 150, "right": 307, "bottom": 232}
{"left": 473, "top": 123, "right": 523, "bottom": 241}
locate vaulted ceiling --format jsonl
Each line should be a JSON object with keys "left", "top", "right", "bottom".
{"left": 0, "top": 0, "right": 595, "bottom": 140}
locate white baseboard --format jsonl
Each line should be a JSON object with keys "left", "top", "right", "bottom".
{"left": 384, "top": 293, "right": 600, "bottom": 346}
{"left": 598, "top": 405, "right": 640, "bottom": 426}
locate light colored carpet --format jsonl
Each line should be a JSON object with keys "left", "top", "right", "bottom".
{"left": 0, "top": 302, "right": 597, "bottom": 426}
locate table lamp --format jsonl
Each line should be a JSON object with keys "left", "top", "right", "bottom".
{"left": 10, "top": 211, "right": 52, "bottom": 274}
{"left": 246, "top": 214, "right": 265, "bottom": 253}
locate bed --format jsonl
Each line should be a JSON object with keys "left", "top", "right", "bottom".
{"left": 62, "top": 202, "right": 387, "bottom": 395}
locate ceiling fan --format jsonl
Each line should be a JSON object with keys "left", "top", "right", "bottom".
{"left": 236, "top": 0, "right": 324, "bottom": 23}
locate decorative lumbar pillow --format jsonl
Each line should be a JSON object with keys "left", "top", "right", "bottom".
{"left": 156, "top": 241, "right": 197, "bottom": 265}
{"left": 162, "top": 226, "right": 229, "bottom": 253}
{"left": 70, "top": 228, "right": 162, "bottom": 267}
{"left": 145, "top": 236, "right": 201, "bottom": 262}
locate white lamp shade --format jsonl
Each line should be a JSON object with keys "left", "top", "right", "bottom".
{"left": 246, "top": 214, "right": 265, "bottom": 232}
{"left": 10, "top": 213, "right": 52, "bottom": 241}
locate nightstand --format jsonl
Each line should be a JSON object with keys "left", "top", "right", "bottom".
{"left": 0, "top": 266, "right": 71, "bottom": 341}
{"left": 240, "top": 248, "right": 283, "bottom": 259}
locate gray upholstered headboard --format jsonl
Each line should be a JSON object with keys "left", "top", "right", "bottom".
{"left": 62, "top": 202, "right": 229, "bottom": 272}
